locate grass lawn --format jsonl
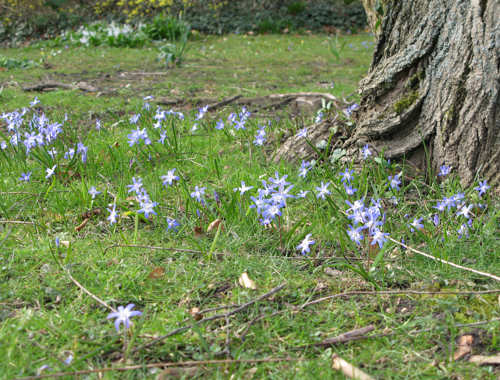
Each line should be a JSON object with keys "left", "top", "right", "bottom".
{"left": 0, "top": 33, "right": 499, "bottom": 379}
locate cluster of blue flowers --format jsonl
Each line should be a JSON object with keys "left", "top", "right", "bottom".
{"left": 215, "top": 106, "right": 251, "bottom": 132}
{"left": 1, "top": 98, "right": 89, "bottom": 182}
{"left": 128, "top": 100, "right": 184, "bottom": 147}
{"left": 249, "top": 172, "right": 295, "bottom": 226}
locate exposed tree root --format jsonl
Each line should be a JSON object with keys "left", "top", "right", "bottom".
{"left": 22, "top": 80, "right": 98, "bottom": 92}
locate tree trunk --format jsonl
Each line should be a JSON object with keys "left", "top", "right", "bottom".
{"left": 360, "top": 0, "right": 380, "bottom": 35}
{"left": 352, "top": 0, "right": 499, "bottom": 189}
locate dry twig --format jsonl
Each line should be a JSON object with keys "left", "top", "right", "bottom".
{"left": 133, "top": 284, "right": 286, "bottom": 353}
{"left": 66, "top": 270, "right": 115, "bottom": 312}
{"left": 0, "top": 220, "right": 35, "bottom": 225}
{"left": 300, "top": 289, "right": 500, "bottom": 309}
{"left": 389, "top": 237, "right": 500, "bottom": 282}
{"left": 317, "top": 325, "right": 375, "bottom": 346}
{"left": 15, "top": 357, "right": 300, "bottom": 380}
{"left": 103, "top": 244, "right": 203, "bottom": 255}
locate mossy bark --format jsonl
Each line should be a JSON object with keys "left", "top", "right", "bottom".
{"left": 352, "top": 0, "right": 499, "bottom": 189}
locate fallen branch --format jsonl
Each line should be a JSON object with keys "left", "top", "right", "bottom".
{"left": 133, "top": 283, "right": 286, "bottom": 353}
{"left": 206, "top": 94, "right": 243, "bottom": 111}
{"left": 295, "top": 318, "right": 500, "bottom": 349}
{"left": 389, "top": 237, "right": 500, "bottom": 282}
{"left": 300, "top": 289, "right": 500, "bottom": 309}
{"left": 154, "top": 92, "right": 341, "bottom": 112}
{"left": 103, "top": 244, "right": 203, "bottom": 255}
{"left": 22, "top": 81, "right": 98, "bottom": 93}
{"left": 331, "top": 353, "right": 375, "bottom": 380}
{"left": 317, "top": 325, "right": 375, "bottom": 346}
{"left": 239, "top": 310, "right": 287, "bottom": 340}
{"left": 0, "top": 220, "right": 34, "bottom": 225}
{"left": 119, "top": 71, "right": 170, "bottom": 76}
{"left": 15, "top": 357, "right": 300, "bottom": 380}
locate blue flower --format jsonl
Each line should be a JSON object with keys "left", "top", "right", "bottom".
{"left": 45, "top": 165, "right": 57, "bottom": 179}
{"left": 129, "top": 113, "right": 141, "bottom": 124}
{"left": 474, "top": 180, "right": 490, "bottom": 197}
{"left": 30, "top": 97, "right": 40, "bottom": 107}
{"left": 158, "top": 131, "right": 167, "bottom": 144}
{"left": 107, "top": 304, "right": 142, "bottom": 332}
{"left": 340, "top": 168, "right": 354, "bottom": 183}
{"left": 298, "top": 160, "right": 312, "bottom": 178}
{"left": 438, "top": 165, "right": 451, "bottom": 176}
{"left": 262, "top": 203, "right": 282, "bottom": 219}
{"left": 269, "top": 172, "right": 290, "bottom": 187}
{"left": 296, "top": 190, "right": 309, "bottom": 198}
{"left": 388, "top": 173, "right": 402, "bottom": 191}
{"left": 346, "top": 198, "right": 365, "bottom": 213}
{"left": 127, "top": 177, "right": 143, "bottom": 194}
{"left": 138, "top": 199, "right": 158, "bottom": 219}
{"left": 166, "top": 217, "right": 180, "bottom": 231}
{"left": 370, "top": 228, "right": 389, "bottom": 249}
{"left": 215, "top": 119, "right": 225, "bottom": 130}
{"left": 457, "top": 203, "right": 473, "bottom": 219}
{"left": 297, "top": 233, "right": 315, "bottom": 255}
{"left": 344, "top": 183, "right": 357, "bottom": 196}
{"left": 106, "top": 203, "right": 119, "bottom": 224}
{"left": 19, "top": 171, "right": 32, "bottom": 182}
{"left": 432, "top": 214, "right": 439, "bottom": 226}
{"left": 88, "top": 186, "right": 101, "bottom": 199}
{"left": 161, "top": 169, "right": 179, "bottom": 187}
{"left": 190, "top": 185, "right": 206, "bottom": 203}
{"left": 457, "top": 224, "right": 469, "bottom": 239}
{"left": 347, "top": 224, "right": 365, "bottom": 245}
{"left": 409, "top": 217, "right": 423, "bottom": 232}
{"left": 315, "top": 181, "right": 331, "bottom": 199}
{"left": 361, "top": 144, "right": 372, "bottom": 159}
{"left": 77, "top": 142, "right": 88, "bottom": 163}
{"left": 343, "top": 103, "right": 359, "bottom": 118}
{"left": 296, "top": 128, "right": 307, "bottom": 139}
{"left": 234, "top": 181, "right": 254, "bottom": 195}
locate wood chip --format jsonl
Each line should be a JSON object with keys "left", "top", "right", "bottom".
{"left": 239, "top": 272, "right": 257, "bottom": 290}
{"left": 469, "top": 354, "right": 500, "bottom": 365}
{"left": 331, "top": 353, "right": 375, "bottom": 380}
{"left": 453, "top": 334, "right": 474, "bottom": 361}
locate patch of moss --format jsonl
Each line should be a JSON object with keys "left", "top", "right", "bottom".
{"left": 406, "top": 71, "right": 424, "bottom": 90}
{"left": 393, "top": 90, "right": 419, "bottom": 114}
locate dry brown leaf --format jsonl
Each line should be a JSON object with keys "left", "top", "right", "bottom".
{"left": 190, "top": 307, "right": 203, "bottom": 321}
{"left": 469, "top": 354, "right": 500, "bottom": 365}
{"left": 453, "top": 334, "right": 474, "bottom": 361}
{"left": 239, "top": 272, "right": 257, "bottom": 290}
{"left": 207, "top": 218, "right": 223, "bottom": 233}
{"left": 194, "top": 226, "right": 204, "bottom": 237}
{"left": 148, "top": 267, "right": 165, "bottom": 279}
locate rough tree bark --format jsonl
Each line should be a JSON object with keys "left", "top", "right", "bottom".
{"left": 351, "top": 0, "right": 499, "bottom": 189}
